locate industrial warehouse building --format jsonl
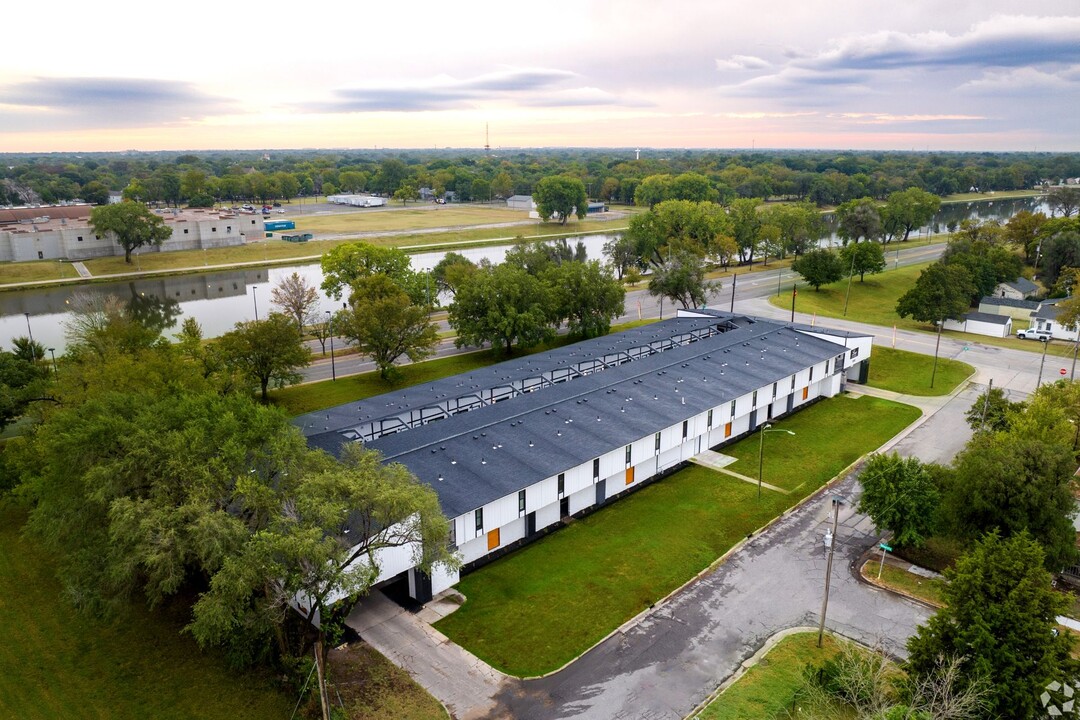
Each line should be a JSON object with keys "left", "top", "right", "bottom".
{"left": 0, "top": 205, "right": 260, "bottom": 262}
{"left": 298, "top": 310, "right": 873, "bottom": 604}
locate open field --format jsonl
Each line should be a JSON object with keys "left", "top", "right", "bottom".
{"left": 292, "top": 205, "right": 528, "bottom": 233}
{"left": 0, "top": 501, "right": 292, "bottom": 720}
{"left": 0, "top": 258, "right": 86, "bottom": 284}
{"left": 866, "top": 346, "right": 974, "bottom": 396}
{"left": 694, "top": 632, "right": 851, "bottom": 720}
{"left": 433, "top": 394, "right": 920, "bottom": 676}
{"left": 940, "top": 189, "right": 1043, "bottom": 203}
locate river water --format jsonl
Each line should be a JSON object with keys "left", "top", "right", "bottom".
{"left": 0, "top": 196, "right": 1051, "bottom": 354}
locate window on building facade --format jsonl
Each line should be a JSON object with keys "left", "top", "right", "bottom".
{"left": 226, "top": 226, "right": 232, "bottom": 233}
{"left": 183, "top": 229, "right": 189, "bottom": 234}
{"left": 809, "top": 367, "right": 814, "bottom": 381}
{"left": 654, "top": 431, "right": 661, "bottom": 454}
{"left": 682, "top": 420, "right": 688, "bottom": 439}
{"left": 558, "top": 473, "right": 565, "bottom": 496}
{"left": 730, "top": 399, "right": 736, "bottom": 417}
{"left": 211, "top": 227, "right": 217, "bottom": 232}
{"left": 475, "top": 508, "right": 483, "bottom": 534}
{"left": 518, "top": 489, "right": 526, "bottom": 516}
{"left": 592, "top": 457, "right": 600, "bottom": 479}
{"left": 77, "top": 236, "right": 83, "bottom": 242}
{"left": 752, "top": 390, "right": 757, "bottom": 406}
{"left": 772, "top": 382, "right": 777, "bottom": 398}
{"left": 625, "top": 445, "right": 632, "bottom": 466}
{"left": 707, "top": 409, "right": 713, "bottom": 427}
{"left": 791, "top": 374, "right": 796, "bottom": 389}
{"left": 449, "top": 521, "right": 457, "bottom": 547}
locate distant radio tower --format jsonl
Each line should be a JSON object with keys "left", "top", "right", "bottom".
{"left": 484, "top": 123, "right": 491, "bottom": 155}
{"left": 635, "top": 148, "right": 640, "bottom": 160}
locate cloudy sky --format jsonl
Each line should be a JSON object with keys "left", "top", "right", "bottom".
{"left": 2, "top": 1, "right": 1078, "bottom": 152}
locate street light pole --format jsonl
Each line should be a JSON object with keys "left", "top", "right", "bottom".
{"left": 757, "top": 423, "right": 796, "bottom": 500}
{"left": 48, "top": 348, "right": 57, "bottom": 376}
{"left": 251, "top": 285, "right": 260, "bottom": 321}
{"left": 817, "top": 496, "right": 843, "bottom": 647}
{"left": 1037, "top": 336, "right": 1050, "bottom": 390}
{"left": 327, "top": 310, "right": 336, "bottom": 382}
{"left": 843, "top": 246, "right": 857, "bottom": 316}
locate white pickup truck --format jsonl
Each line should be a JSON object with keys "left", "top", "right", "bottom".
{"left": 1016, "top": 328, "right": 1052, "bottom": 341}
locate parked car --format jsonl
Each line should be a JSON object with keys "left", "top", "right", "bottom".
{"left": 1017, "top": 328, "right": 1052, "bottom": 341}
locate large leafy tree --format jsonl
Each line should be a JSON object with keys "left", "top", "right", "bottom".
{"left": 431, "top": 251, "right": 477, "bottom": 296}
{"left": 906, "top": 532, "right": 1074, "bottom": 720}
{"left": 835, "top": 197, "right": 882, "bottom": 244}
{"left": 216, "top": 313, "right": 312, "bottom": 402}
{"left": 335, "top": 274, "right": 438, "bottom": 380}
{"left": 626, "top": 199, "right": 731, "bottom": 267}
{"left": 882, "top": 188, "right": 941, "bottom": 242}
{"left": 857, "top": 453, "right": 939, "bottom": 548}
{"left": 942, "top": 429, "right": 1077, "bottom": 570}
{"left": 89, "top": 201, "right": 173, "bottom": 263}
{"left": 270, "top": 272, "right": 320, "bottom": 334}
{"left": 320, "top": 242, "right": 418, "bottom": 302}
{"left": 0, "top": 350, "right": 50, "bottom": 432}
{"left": 838, "top": 241, "right": 886, "bottom": 282}
{"left": 648, "top": 250, "right": 720, "bottom": 310}
{"left": 760, "top": 201, "right": 823, "bottom": 257}
{"left": 449, "top": 264, "right": 556, "bottom": 354}
{"left": 896, "top": 263, "right": 975, "bottom": 388}
{"left": 728, "top": 197, "right": 763, "bottom": 264}
{"left": 545, "top": 260, "right": 626, "bottom": 338}
{"left": 1048, "top": 185, "right": 1080, "bottom": 218}
{"left": 791, "top": 248, "right": 844, "bottom": 290}
{"left": 533, "top": 175, "right": 587, "bottom": 224}
{"left": 668, "top": 172, "right": 718, "bottom": 203}
{"left": 963, "top": 386, "right": 1024, "bottom": 433}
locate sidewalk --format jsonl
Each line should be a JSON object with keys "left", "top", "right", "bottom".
{"left": 345, "top": 592, "right": 509, "bottom": 720}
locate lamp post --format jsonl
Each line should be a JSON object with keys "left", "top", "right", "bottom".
{"left": 48, "top": 348, "right": 57, "bottom": 376}
{"left": 251, "top": 285, "right": 260, "bottom": 321}
{"left": 1037, "top": 335, "right": 1050, "bottom": 389}
{"left": 843, "top": 245, "right": 857, "bottom": 316}
{"left": 23, "top": 312, "right": 35, "bottom": 361}
{"left": 326, "top": 310, "right": 336, "bottom": 382}
{"left": 757, "top": 423, "right": 796, "bottom": 499}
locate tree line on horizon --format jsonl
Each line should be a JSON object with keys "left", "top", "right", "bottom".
{"left": 2, "top": 147, "right": 1078, "bottom": 208}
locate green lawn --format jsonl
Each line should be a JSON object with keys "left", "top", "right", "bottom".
{"left": 865, "top": 562, "right": 947, "bottom": 607}
{"left": 293, "top": 205, "right": 527, "bottom": 234}
{"left": 695, "top": 633, "right": 852, "bottom": 720}
{"left": 866, "top": 346, "right": 974, "bottom": 396}
{"left": 0, "top": 259, "right": 83, "bottom": 284}
{"left": 433, "top": 394, "right": 920, "bottom": 676}
{"left": 0, "top": 501, "right": 292, "bottom": 720}
{"left": 722, "top": 395, "right": 922, "bottom": 493}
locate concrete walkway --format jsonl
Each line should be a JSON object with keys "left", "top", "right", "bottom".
{"left": 345, "top": 592, "right": 509, "bottom": 720}
{"left": 71, "top": 261, "right": 91, "bottom": 278}
{"left": 689, "top": 450, "right": 789, "bottom": 494}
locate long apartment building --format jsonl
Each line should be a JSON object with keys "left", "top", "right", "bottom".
{"left": 297, "top": 310, "right": 873, "bottom": 604}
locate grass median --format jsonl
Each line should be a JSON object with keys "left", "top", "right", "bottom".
{"left": 865, "top": 346, "right": 974, "bottom": 396}
{"left": 433, "top": 394, "right": 921, "bottom": 677}
{"left": 694, "top": 632, "right": 850, "bottom": 720}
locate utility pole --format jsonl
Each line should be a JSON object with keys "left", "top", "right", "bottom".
{"left": 1037, "top": 337, "right": 1050, "bottom": 389}
{"left": 790, "top": 284, "right": 797, "bottom": 322}
{"left": 978, "top": 378, "right": 993, "bottom": 431}
{"left": 730, "top": 273, "right": 737, "bottom": 313}
{"left": 327, "top": 310, "right": 337, "bottom": 381}
{"left": 930, "top": 316, "right": 944, "bottom": 388}
{"left": 817, "top": 496, "right": 842, "bottom": 648}
{"left": 843, "top": 246, "right": 857, "bottom": 316}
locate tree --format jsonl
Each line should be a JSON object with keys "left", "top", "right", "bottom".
{"left": 857, "top": 453, "right": 939, "bottom": 548}
{"left": 533, "top": 175, "right": 587, "bottom": 224}
{"left": 320, "top": 242, "right": 413, "bottom": 301}
{"left": 964, "top": 387, "right": 1024, "bottom": 433}
{"left": 668, "top": 173, "right": 718, "bottom": 203}
{"left": 627, "top": 200, "right": 731, "bottom": 267}
{"left": 835, "top": 197, "right": 882, "bottom": 244}
{"left": 906, "top": 532, "right": 1074, "bottom": 720}
{"left": 882, "top": 188, "right": 941, "bottom": 242}
{"left": 760, "top": 202, "right": 823, "bottom": 257}
{"left": 89, "top": 201, "right": 173, "bottom": 263}
{"left": 648, "top": 250, "right": 721, "bottom": 310}
{"left": 11, "top": 336, "right": 45, "bottom": 364}
{"left": 374, "top": 158, "right": 408, "bottom": 195}
{"left": 791, "top": 249, "right": 844, "bottom": 290}
{"left": 270, "top": 272, "right": 320, "bottom": 335}
{"left": 603, "top": 234, "right": 641, "bottom": 279}
{"left": 448, "top": 264, "right": 556, "bottom": 354}
{"left": 545, "top": 261, "right": 626, "bottom": 338}
{"left": 491, "top": 171, "right": 513, "bottom": 199}
{"left": 1048, "top": 185, "right": 1080, "bottom": 218}
{"left": 79, "top": 180, "right": 110, "bottom": 206}
{"left": 634, "top": 174, "right": 673, "bottom": 207}
{"left": 189, "top": 443, "right": 456, "bottom": 714}
{"left": 941, "top": 429, "right": 1078, "bottom": 570}
{"left": 0, "top": 350, "right": 49, "bottom": 431}
{"left": 335, "top": 275, "right": 438, "bottom": 380}
{"left": 216, "top": 314, "right": 312, "bottom": 402}
{"left": 63, "top": 291, "right": 163, "bottom": 358}
{"left": 393, "top": 181, "right": 419, "bottom": 205}
{"left": 896, "top": 263, "right": 975, "bottom": 388}
{"left": 431, "top": 252, "right": 477, "bottom": 296}
{"left": 838, "top": 241, "right": 886, "bottom": 282}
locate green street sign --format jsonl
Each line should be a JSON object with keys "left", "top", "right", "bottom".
{"left": 879, "top": 543, "right": 892, "bottom": 552}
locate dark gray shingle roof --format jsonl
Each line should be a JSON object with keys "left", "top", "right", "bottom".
{"left": 964, "top": 311, "right": 1010, "bottom": 325}
{"left": 980, "top": 296, "right": 1039, "bottom": 310}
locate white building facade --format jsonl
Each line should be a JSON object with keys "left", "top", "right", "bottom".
{"left": 301, "top": 312, "right": 873, "bottom": 602}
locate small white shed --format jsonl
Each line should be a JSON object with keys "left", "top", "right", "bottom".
{"left": 943, "top": 311, "right": 1012, "bottom": 338}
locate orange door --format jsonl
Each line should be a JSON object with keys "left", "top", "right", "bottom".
{"left": 625, "top": 467, "right": 635, "bottom": 485}
{"left": 487, "top": 528, "right": 500, "bottom": 550}
{"left": 802, "top": 387, "right": 809, "bottom": 400}
{"left": 724, "top": 422, "right": 732, "bottom": 438}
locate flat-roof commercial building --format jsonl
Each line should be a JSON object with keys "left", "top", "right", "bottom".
{"left": 297, "top": 311, "right": 873, "bottom": 603}
{"left": 0, "top": 206, "right": 260, "bottom": 262}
